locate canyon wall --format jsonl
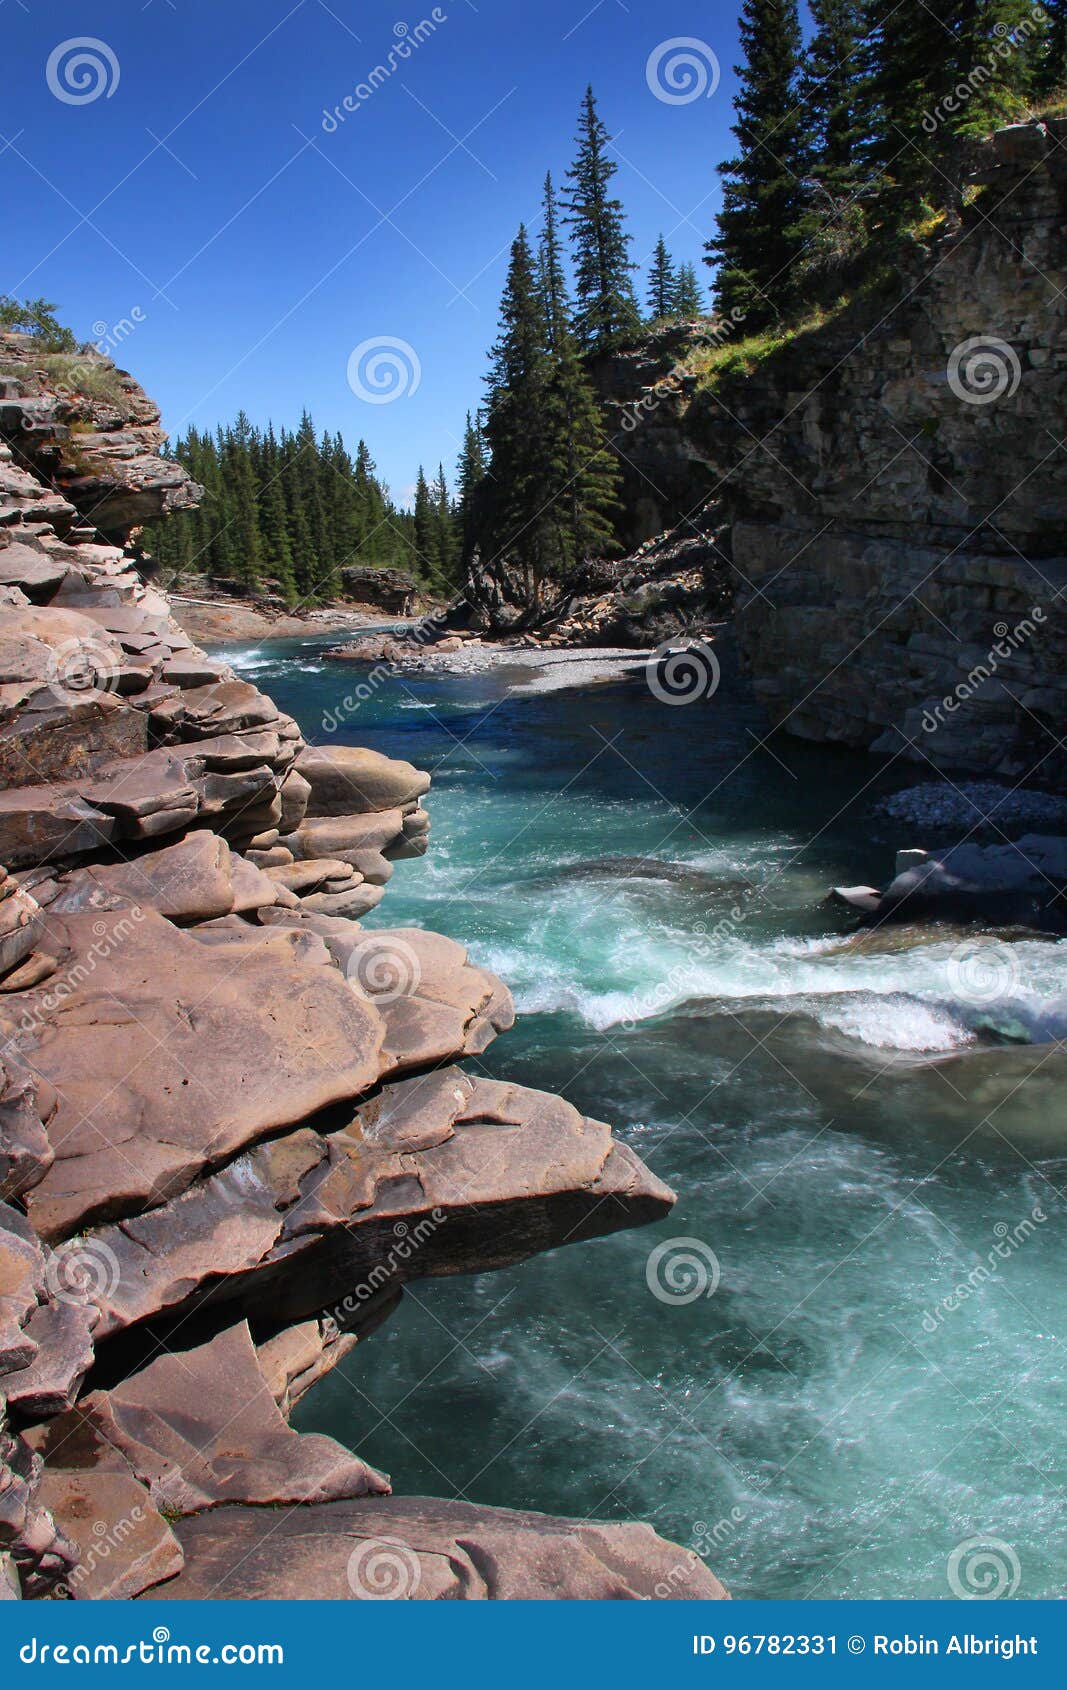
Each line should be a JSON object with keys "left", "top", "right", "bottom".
{"left": 692, "top": 120, "right": 1067, "bottom": 784}
{"left": 596, "top": 122, "right": 1066, "bottom": 783}
{"left": 0, "top": 337, "right": 722, "bottom": 1602}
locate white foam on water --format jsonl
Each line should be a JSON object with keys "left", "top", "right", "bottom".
{"left": 807, "top": 992, "right": 973, "bottom": 1052}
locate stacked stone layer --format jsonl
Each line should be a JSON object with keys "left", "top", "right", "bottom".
{"left": 0, "top": 338, "right": 718, "bottom": 1601}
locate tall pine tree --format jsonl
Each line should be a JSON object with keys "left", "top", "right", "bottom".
{"left": 563, "top": 87, "right": 641, "bottom": 350}
{"left": 646, "top": 237, "right": 678, "bottom": 320}
{"left": 537, "top": 172, "right": 571, "bottom": 353}
{"left": 673, "top": 262, "right": 706, "bottom": 318}
{"left": 705, "top": 0, "right": 807, "bottom": 326}
{"left": 798, "top": 0, "right": 869, "bottom": 201}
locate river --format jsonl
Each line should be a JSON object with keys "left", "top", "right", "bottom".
{"left": 223, "top": 630, "right": 1066, "bottom": 1600}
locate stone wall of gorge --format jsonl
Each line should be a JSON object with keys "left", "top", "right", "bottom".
{"left": 0, "top": 336, "right": 724, "bottom": 1603}
{"left": 686, "top": 120, "right": 1067, "bottom": 784}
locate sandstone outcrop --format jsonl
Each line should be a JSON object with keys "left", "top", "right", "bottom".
{"left": 0, "top": 336, "right": 720, "bottom": 1601}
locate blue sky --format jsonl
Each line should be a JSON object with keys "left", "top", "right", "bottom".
{"left": 3, "top": 0, "right": 747, "bottom": 502}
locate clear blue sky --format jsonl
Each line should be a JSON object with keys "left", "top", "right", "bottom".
{"left": 3, "top": 0, "right": 748, "bottom": 503}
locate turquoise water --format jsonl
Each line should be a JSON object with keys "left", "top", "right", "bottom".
{"left": 227, "top": 632, "right": 1067, "bottom": 1600}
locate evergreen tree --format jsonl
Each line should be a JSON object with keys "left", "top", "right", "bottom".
{"left": 563, "top": 87, "right": 641, "bottom": 350}
{"left": 142, "top": 414, "right": 415, "bottom": 603}
{"left": 673, "top": 262, "right": 706, "bottom": 318}
{"left": 865, "top": 1, "right": 1036, "bottom": 213}
{"left": 432, "top": 462, "right": 460, "bottom": 585}
{"left": 257, "top": 424, "right": 296, "bottom": 601}
{"left": 798, "top": 0, "right": 869, "bottom": 200}
{"left": 704, "top": 0, "right": 807, "bottom": 326}
{"left": 474, "top": 224, "right": 619, "bottom": 627}
{"left": 412, "top": 466, "right": 437, "bottom": 577}
{"left": 646, "top": 236, "right": 678, "bottom": 320}
{"left": 456, "top": 411, "right": 488, "bottom": 570}
{"left": 1037, "top": 0, "right": 1067, "bottom": 94}
{"left": 480, "top": 226, "right": 555, "bottom": 593}
{"left": 221, "top": 411, "right": 263, "bottom": 590}
{"left": 544, "top": 333, "right": 620, "bottom": 570}
{"left": 537, "top": 172, "right": 571, "bottom": 353}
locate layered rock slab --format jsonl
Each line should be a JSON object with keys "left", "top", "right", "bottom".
{"left": 78, "top": 1069, "right": 674, "bottom": 1343}
{"left": 156, "top": 1497, "right": 728, "bottom": 1601}
{"left": 7, "top": 909, "right": 385, "bottom": 1239}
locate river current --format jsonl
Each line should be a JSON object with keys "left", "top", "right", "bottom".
{"left": 224, "top": 631, "right": 1066, "bottom": 1600}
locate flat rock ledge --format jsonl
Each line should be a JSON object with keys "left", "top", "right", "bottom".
{"left": 0, "top": 356, "right": 721, "bottom": 1602}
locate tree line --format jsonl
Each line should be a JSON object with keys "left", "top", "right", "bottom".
{"left": 142, "top": 414, "right": 464, "bottom": 599}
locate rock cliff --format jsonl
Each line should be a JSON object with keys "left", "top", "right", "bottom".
{"left": 0, "top": 339, "right": 723, "bottom": 1602}
{"left": 585, "top": 123, "right": 1066, "bottom": 783}
{"left": 687, "top": 121, "right": 1067, "bottom": 782}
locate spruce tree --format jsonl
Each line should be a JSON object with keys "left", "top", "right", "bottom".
{"left": 479, "top": 226, "right": 557, "bottom": 607}
{"left": 412, "top": 466, "right": 437, "bottom": 583}
{"left": 865, "top": 2, "right": 1035, "bottom": 213}
{"left": 673, "top": 262, "right": 706, "bottom": 318}
{"left": 222, "top": 411, "right": 263, "bottom": 590}
{"left": 432, "top": 463, "right": 460, "bottom": 586}
{"left": 563, "top": 87, "right": 641, "bottom": 350}
{"left": 798, "top": 0, "right": 868, "bottom": 200}
{"left": 258, "top": 424, "right": 297, "bottom": 601}
{"left": 537, "top": 172, "right": 571, "bottom": 353}
{"left": 646, "top": 237, "right": 678, "bottom": 320}
{"left": 1037, "top": 0, "right": 1067, "bottom": 94}
{"left": 456, "top": 411, "right": 488, "bottom": 571}
{"left": 545, "top": 333, "right": 620, "bottom": 570}
{"left": 705, "top": 0, "right": 807, "bottom": 327}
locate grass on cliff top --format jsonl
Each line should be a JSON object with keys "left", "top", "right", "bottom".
{"left": 682, "top": 304, "right": 836, "bottom": 386}
{"left": 0, "top": 352, "right": 127, "bottom": 405}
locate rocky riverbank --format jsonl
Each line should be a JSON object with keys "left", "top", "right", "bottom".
{"left": 0, "top": 348, "right": 724, "bottom": 1600}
